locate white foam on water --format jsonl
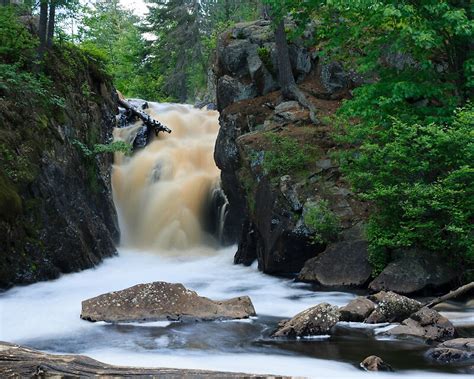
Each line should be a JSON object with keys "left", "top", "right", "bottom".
{"left": 0, "top": 247, "right": 352, "bottom": 343}
{"left": 0, "top": 247, "right": 472, "bottom": 378}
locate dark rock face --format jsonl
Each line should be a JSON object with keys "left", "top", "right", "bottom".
{"left": 386, "top": 307, "right": 456, "bottom": 342}
{"left": 298, "top": 239, "right": 371, "bottom": 287}
{"left": 369, "top": 249, "right": 457, "bottom": 295}
{"left": 272, "top": 303, "right": 341, "bottom": 338}
{"left": 360, "top": 356, "right": 394, "bottom": 372}
{"left": 427, "top": 338, "right": 474, "bottom": 363}
{"left": 214, "top": 21, "right": 368, "bottom": 276}
{"left": 81, "top": 281, "right": 256, "bottom": 323}
{"left": 340, "top": 297, "right": 376, "bottom": 322}
{"left": 365, "top": 291, "right": 422, "bottom": 323}
{"left": 0, "top": 51, "right": 119, "bottom": 289}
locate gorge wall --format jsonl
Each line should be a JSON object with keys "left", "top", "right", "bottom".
{"left": 213, "top": 20, "right": 369, "bottom": 277}
{"left": 0, "top": 45, "right": 119, "bottom": 288}
{"left": 213, "top": 21, "right": 457, "bottom": 295}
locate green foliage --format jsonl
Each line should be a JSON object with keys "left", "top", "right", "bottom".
{"left": 340, "top": 105, "right": 474, "bottom": 275}
{"left": 0, "top": 64, "right": 65, "bottom": 109}
{"left": 0, "top": 143, "right": 35, "bottom": 184}
{"left": 303, "top": 200, "right": 340, "bottom": 244}
{"left": 72, "top": 140, "right": 132, "bottom": 158}
{"left": 262, "top": 133, "right": 313, "bottom": 177}
{"left": 257, "top": 47, "right": 274, "bottom": 74}
{"left": 0, "top": 6, "right": 37, "bottom": 65}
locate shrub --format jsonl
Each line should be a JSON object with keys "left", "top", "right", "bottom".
{"left": 257, "top": 47, "right": 274, "bottom": 74}
{"left": 262, "top": 133, "right": 313, "bottom": 177}
{"left": 340, "top": 105, "right": 474, "bottom": 276}
{"left": 72, "top": 140, "right": 132, "bottom": 158}
{"left": 303, "top": 200, "right": 340, "bottom": 244}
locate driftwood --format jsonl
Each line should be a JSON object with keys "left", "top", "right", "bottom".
{"left": 0, "top": 342, "right": 285, "bottom": 378}
{"left": 117, "top": 93, "right": 172, "bottom": 135}
{"left": 425, "top": 281, "right": 474, "bottom": 309}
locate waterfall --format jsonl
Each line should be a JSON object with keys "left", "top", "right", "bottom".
{"left": 111, "top": 103, "right": 221, "bottom": 251}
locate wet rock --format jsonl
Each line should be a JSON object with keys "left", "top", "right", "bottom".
{"left": 81, "top": 282, "right": 256, "bottom": 323}
{"left": 340, "top": 297, "right": 376, "bottom": 322}
{"left": 427, "top": 338, "right": 474, "bottom": 363}
{"left": 272, "top": 303, "right": 341, "bottom": 338}
{"left": 0, "top": 51, "right": 119, "bottom": 289}
{"left": 365, "top": 291, "right": 422, "bottom": 323}
{"left": 386, "top": 307, "right": 456, "bottom": 342}
{"left": 360, "top": 355, "right": 394, "bottom": 372}
{"left": 369, "top": 249, "right": 457, "bottom": 295}
{"left": 298, "top": 240, "right": 371, "bottom": 287}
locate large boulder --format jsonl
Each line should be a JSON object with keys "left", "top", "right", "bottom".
{"left": 386, "top": 307, "right": 456, "bottom": 342}
{"left": 365, "top": 291, "right": 422, "bottom": 324}
{"left": 81, "top": 282, "right": 256, "bottom": 323}
{"left": 297, "top": 239, "right": 371, "bottom": 287}
{"left": 340, "top": 297, "right": 376, "bottom": 322}
{"left": 216, "top": 75, "right": 257, "bottom": 111}
{"left": 369, "top": 249, "right": 457, "bottom": 295}
{"left": 427, "top": 338, "right": 474, "bottom": 363}
{"left": 272, "top": 303, "right": 341, "bottom": 338}
{"left": 215, "top": 20, "right": 316, "bottom": 113}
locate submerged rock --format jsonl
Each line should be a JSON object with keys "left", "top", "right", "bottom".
{"left": 81, "top": 282, "right": 256, "bottom": 323}
{"left": 360, "top": 355, "right": 394, "bottom": 372}
{"left": 365, "top": 291, "right": 422, "bottom": 324}
{"left": 272, "top": 302, "right": 340, "bottom": 338}
{"left": 386, "top": 307, "right": 456, "bottom": 342}
{"left": 427, "top": 338, "right": 474, "bottom": 363}
{"left": 298, "top": 239, "right": 371, "bottom": 287}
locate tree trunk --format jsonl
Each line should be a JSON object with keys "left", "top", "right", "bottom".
{"left": 0, "top": 342, "right": 275, "bottom": 378}
{"left": 274, "top": 18, "right": 319, "bottom": 123}
{"left": 46, "top": 1, "right": 56, "bottom": 48}
{"left": 38, "top": 0, "right": 48, "bottom": 60}
{"left": 425, "top": 281, "right": 474, "bottom": 309}
{"left": 275, "top": 19, "right": 295, "bottom": 99}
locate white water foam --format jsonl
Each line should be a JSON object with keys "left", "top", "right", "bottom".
{"left": 0, "top": 248, "right": 472, "bottom": 378}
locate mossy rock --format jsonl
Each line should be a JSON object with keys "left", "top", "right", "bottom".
{"left": 0, "top": 175, "right": 22, "bottom": 218}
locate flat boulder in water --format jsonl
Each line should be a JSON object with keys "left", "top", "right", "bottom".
{"left": 81, "top": 282, "right": 256, "bottom": 323}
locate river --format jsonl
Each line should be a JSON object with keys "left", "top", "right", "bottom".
{"left": 0, "top": 103, "right": 472, "bottom": 378}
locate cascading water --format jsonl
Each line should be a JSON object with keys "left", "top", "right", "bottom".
{"left": 111, "top": 103, "right": 222, "bottom": 250}
{"left": 0, "top": 103, "right": 472, "bottom": 379}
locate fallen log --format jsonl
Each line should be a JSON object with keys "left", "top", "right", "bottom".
{"left": 0, "top": 342, "right": 284, "bottom": 378}
{"left": 425, "top": 281, "right": 474, "bottom": 309}
{"left": 117, "top": 92, "right": 171, "bottom": 135}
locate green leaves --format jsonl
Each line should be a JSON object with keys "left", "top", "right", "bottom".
{"left": 304, "top": 200, "right": 340, "bottom": 244}
{"left": 341, "top": 105, "right": 474, "bottom": 275}
{"left": 72, "top": 140, "right": 132, "bottom": 158}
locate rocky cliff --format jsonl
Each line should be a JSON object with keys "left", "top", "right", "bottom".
{"left": 213, "top": 21, "right": 458, "bottom": 295}
{"left": 0, "top": 45, "right": 119, "bottom": 289}
{"left": 214, "top": 21, "right": 370, "bottom": 280}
